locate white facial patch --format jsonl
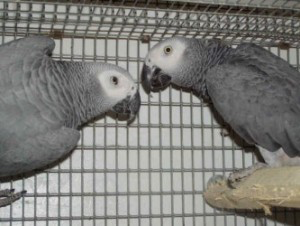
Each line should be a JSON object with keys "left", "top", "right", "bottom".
{"left": 98, "top": 70, "right": 135, "bottom": 103}
{"left": 147, "top": 40, "right": 186, "bottom": 73}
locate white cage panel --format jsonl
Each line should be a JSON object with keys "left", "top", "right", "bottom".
{"left": 0, "top": 1, "right": 300, "bottom": 226}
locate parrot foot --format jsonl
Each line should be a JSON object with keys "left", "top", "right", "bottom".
{"left": 207, "top": 175, "right": 226, "bottom": 189}
{"left": 228, "top": 162, "right": 267, "bottom": 188}
{"left": 220, "top": 128, "right": 229, "bottom": 137}
{"left": 0, "top": 189, "right": 26, "bottom": 207}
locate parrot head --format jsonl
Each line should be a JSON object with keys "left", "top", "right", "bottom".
{"left": 94, "top": 63, "right": 141, "bottom": 122}
{"left": 141, "top": 37, "right": 208, "bottom": 95}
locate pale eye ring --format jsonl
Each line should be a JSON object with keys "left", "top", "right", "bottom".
{"left": 164, "top": 46, "right": 173, "bottom": 55}
{"left": 111, "top": 76, "right": 119, "bottom": 85}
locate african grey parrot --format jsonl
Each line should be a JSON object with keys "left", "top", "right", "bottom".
{"left": 141, "top": 36, "right": 300, "bottom": 185}
{"left": 0, "top": 36, "right": 140, "bottom": 207}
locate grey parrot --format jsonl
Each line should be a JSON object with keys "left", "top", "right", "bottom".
{"left": 0, "top": 36, "right": 140, "bottom": 207}
{"left": 141, "top": 36, "right": 300, "bottom": 185}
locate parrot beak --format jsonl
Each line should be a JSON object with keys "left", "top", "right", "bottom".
{"left": 141, "top": 64, "right": 171, "bottom": 93}
{"left": 128, "top": 91, "right": 141, "bottom": 123}
{"left": 112, "top": 90, "right": 141, "bottom": 124}
{"left": 141, "top": 64, "right": 152, "bottom": 94}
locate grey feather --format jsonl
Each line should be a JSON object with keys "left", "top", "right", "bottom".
{"left": 142, "top": 37, "right": 300, "bottom": 166}
{"left": 0, "top": 36, "right": 55, "bottom": 68}
{"left": 207, "top": 43, "right": 300, "bottom": 157}
{"left": 0, "top": 36, "right": 140, "bottom": 178}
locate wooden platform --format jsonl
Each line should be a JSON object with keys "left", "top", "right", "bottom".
{"left": 204, "top": 167, "right": 300, "bottom": 215}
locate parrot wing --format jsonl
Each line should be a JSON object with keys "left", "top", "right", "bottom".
{"left": 0, "top": 36, "right": 55, "bottom": 68}
{"left": 0, "top": 126, "right": 80, "bottom": 177}
{"left": 206, "top": 43, "right": 300, "bottom": 157}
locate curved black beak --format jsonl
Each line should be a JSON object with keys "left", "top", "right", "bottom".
{"left": 141, "top": 64, "right": 171, "bottom": 94}
{"left": 112, "top": 91, "right": 141, "bottom": 123}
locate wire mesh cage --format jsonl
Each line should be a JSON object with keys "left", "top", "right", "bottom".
{"left": 1, "top": 0, "right": 300, "bottom": 225}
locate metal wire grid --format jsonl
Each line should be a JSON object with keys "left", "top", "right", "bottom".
{"left": 163, "top": 0, "right": 300, "bottom": 10}
{"left": 11, "top": 0, "right": 300, "bottom": 11}
{"left": 1, "top": 1, "right": 300, "bottom": 47}
{"left": 0, "top": 1, "right": 299, "bottom": 226}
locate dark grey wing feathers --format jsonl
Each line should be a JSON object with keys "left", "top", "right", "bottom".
{"left": 206, "top": 43, "right": 300, "bottom": 157}
{"left": 234, "top": 43, "right": 300, "bottom": 80}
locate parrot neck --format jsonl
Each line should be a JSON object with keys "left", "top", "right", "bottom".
{"left": 192, "top": 40, "right": 233, "bottom": 98}
{"left": 53, "top": 61, "right": 102, "bottom": 128}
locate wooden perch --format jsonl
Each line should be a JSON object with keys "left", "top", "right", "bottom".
{"left": 204, "top": 167, "right": 300, "bottom": 215}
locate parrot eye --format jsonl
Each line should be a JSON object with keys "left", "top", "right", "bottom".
{"left": 111, "top": 76, "right": 119, "bottom": 86}
{"left": 164, "top": 46, "right": 173, "bottom": 55}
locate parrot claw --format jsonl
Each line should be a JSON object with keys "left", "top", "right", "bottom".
{"left": 0, "top": 189, "right": 27, "bottom": 207}
{"left": 228, "top": 162, "right": 267, "bottom": 188}
{"left": 220, "top": 128, "right": 229, "bottom": 137}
